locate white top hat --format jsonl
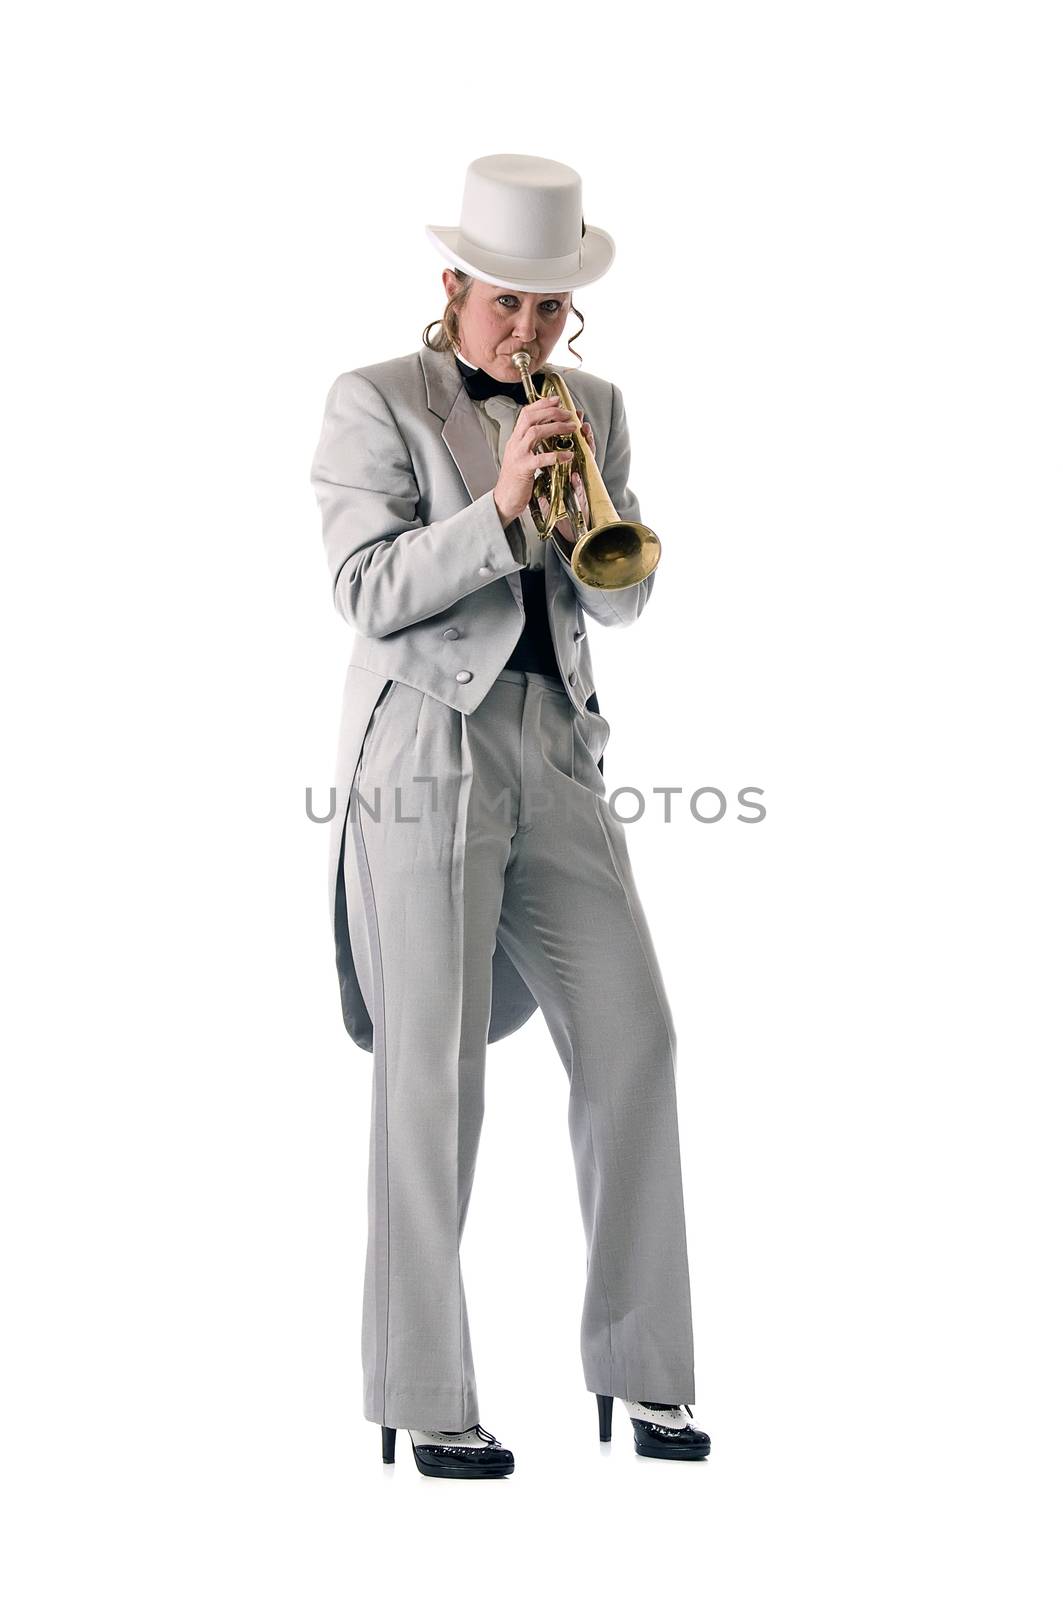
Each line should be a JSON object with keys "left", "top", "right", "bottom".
{"left": 425, "top": 153, "right": 615, "bottom": 293}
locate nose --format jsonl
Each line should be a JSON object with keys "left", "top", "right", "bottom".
{"left": 512, "top": 304, "right": 537, "bottom": 342}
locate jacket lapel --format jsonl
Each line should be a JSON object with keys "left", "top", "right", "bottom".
{"left": 420, "top": 347, "right": 524, "bottom": 609}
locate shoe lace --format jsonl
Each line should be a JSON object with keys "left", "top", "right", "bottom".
{"left": 641, "top": 1401, "right": 695, "bottom": 1426}
{"left": 432, "top": 1422, "right": 501, "bottom": 1447}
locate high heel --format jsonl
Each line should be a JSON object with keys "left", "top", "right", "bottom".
{"left": 377, "top": 1420, "right": 514, "bottom": 1477}
{"left": 622, "top": 1398, "right": 711, "bottom": 1460}
{"left": 408, "top": 1423, "right": 514, "bottom": 1478}
{"left": 596, "top": 1393, "right": 614, "bottom": 1441}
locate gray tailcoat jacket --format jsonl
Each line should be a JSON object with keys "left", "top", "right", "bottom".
{"left": 309, "top": 343, "right": 656, "bottom": 1052}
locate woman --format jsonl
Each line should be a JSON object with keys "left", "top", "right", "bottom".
{"left": 310, "top": 154, "right": 710, "bottom": 1478}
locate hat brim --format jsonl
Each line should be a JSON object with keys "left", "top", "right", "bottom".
{"left": 424, "top": 223, "right": 615, "bottom": 292}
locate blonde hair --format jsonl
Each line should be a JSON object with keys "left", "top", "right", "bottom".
{"left": 422, "top": 270, "right": 586, "bottom": 367}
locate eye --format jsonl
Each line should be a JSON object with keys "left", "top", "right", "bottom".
{"left": 496, "top": 295, "right": 565, "bottom": 314}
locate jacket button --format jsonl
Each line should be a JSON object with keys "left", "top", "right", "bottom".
{"left": 568, "top": 670, "right": 578, "bottom": 686}
{"left": 442, "top": 627, "right": 461, "bottom": 640}
{"left": 573, "top": 629, "right": 586, "bottom": 642}
{"left": 478, "top": 565, "right": 492, "bottom": 575}
{"left": 455, "top": 670, "right": 473, "bottom": 684}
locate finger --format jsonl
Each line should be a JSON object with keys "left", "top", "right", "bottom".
{"left": 525, "top": 418, "right": 573, "bottom": 438}
{"left": 526, "top": 409, "right": 566, "bottom": 422}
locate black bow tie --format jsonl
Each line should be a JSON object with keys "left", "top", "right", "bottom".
{"left": 455, "top": 355, "right": 539, "bottom": 404}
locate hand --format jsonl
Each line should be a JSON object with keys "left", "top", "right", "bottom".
{"left": 492, "top": 394, "right": 576, "bottom": 525}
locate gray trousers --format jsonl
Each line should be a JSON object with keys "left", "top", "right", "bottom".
{"left": 344, "top": 666, "right": 695, "bottom": 1430}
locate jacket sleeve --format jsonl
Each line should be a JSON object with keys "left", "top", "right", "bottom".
{"left": 559, "top": 382, "right": 656, "bottom": 628}
{"left": 310, "top": 370, "right": 527, "bottom": 638}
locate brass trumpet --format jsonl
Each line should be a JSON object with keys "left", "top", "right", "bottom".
{"left": 510, "top": 350, "right": 661, "bottom": 591}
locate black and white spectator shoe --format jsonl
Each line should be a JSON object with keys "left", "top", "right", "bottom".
{"left": 595, "top": 1394, "right": 711, "bottom": 1459}
{"left": 380, "top": 1421, "right": 515, "bottom": 1478}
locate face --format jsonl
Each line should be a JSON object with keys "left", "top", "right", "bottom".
{"left": 443, "top": 269, "right": 571, "bottom": 379}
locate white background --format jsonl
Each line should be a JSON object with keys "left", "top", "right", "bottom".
{"left": 2, "top": 2, "right": 1060, "bottom": 1595}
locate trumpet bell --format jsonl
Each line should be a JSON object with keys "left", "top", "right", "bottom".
{"left": 570, "top": 520, "right": 661, "bottom": 589}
